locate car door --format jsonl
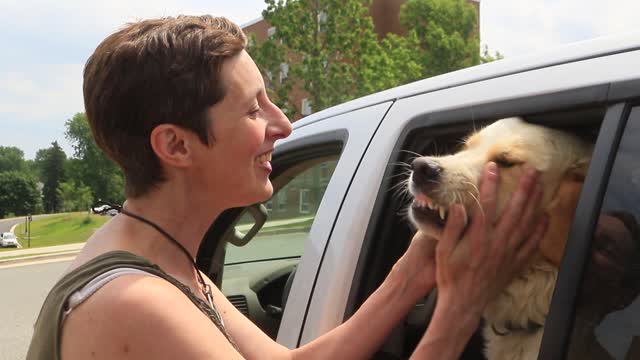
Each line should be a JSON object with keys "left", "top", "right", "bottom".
{"left": 196, "top": 101, "right": 393, "bottom": 348}
{"left": 328, "top": 50, "right": 640, "bottom": 359}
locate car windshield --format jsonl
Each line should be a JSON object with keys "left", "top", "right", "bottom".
{"left": 4, "top": 234, "right": 16, "bottom": 239}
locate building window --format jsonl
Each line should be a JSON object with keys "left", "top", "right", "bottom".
{"left": 318, "top": 11, "right": 328, "bottom": 33}
{"left": 280, "top": 63, "right": 289, "bottom": 83}
{"left": 277, "top": 192, "right": 288, "bottom": 212}
{"left": 301, "top": 98, "right": 312, "bottom": 116}
{"left": 267, "top": 26, "right": 276, "bottom": 37}
{"left": 299, "top": 189, "right": 310, "bottom": 214}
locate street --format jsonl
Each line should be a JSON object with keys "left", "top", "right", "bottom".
{"left": 0, "top": 260, "right": 70, "bottom": 360}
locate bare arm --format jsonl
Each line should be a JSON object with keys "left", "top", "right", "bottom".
{"left": 213, "top": 233, "right": 439, "bottom": 360}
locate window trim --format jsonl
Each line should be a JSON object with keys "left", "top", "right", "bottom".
{"left": 539, "top": 102, "right": 633, "bottom": 359}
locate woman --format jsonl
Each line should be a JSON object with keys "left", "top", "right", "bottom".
{"left": 27, "top": 15, "right": 546, "bottom": 359}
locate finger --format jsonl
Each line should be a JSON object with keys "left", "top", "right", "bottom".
{"left": 516, "top": 214, "right": 548, "bottom": 263}
{"left": 437, "top": 205, "right": 467, "bottom": 257}
{"left": 508, "top": 182, "right": 543, "bottom": 249}
{"left": 495, "top": 167, "right": 539, "bottom": 236}
{"left": 470, "top": 162, "right": 499, "bottom": 232}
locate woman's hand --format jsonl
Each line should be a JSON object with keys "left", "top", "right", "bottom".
{"left": 435, "top": 161, "right": 548, "bottom": 316}
{"left": 410, "top": 162, "right": 548, "bottom": 359}
{"left": 391, "top": 231, "right": 438, "bottom": 299}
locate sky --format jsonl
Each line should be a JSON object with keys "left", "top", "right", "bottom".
{"left": 2, "top": 0, "right": 640, "bottom": 159}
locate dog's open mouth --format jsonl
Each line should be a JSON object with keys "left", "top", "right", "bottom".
{"left": 410, "top": 193, "right": 450, "bottom": 228}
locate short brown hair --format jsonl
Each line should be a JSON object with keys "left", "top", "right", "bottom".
{"left": 83, "top": 15, "right": 247, "bottom": 198}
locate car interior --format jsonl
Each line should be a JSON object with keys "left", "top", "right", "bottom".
{"left": 348, "top": 104, "right": 605, "bottom": 359}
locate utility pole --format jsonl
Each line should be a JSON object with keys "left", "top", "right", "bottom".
{"left": 27, "top": 214, "right": 32, "bottom": 248}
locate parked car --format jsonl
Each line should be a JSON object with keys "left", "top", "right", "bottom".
{"left": 195, "top": 33, "right": 640, "bottom": 359}
{"left": 0, "top": 232, "right": 19, "bottom": 248}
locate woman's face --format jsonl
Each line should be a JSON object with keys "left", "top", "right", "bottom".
{"left": 191, "top": 50, "right": 292, "bottom": 208}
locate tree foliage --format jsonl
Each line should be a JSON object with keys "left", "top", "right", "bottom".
{"left": 400, "top": 0, "right": 481, "bottom": 78}
{"left": 65, "top": 113, "right": 125, "bottom": 204}
{"left": 38, "top": 141, "right": 67, "bottom": 213}
{"left": 480, "top": 44, "right": 504, "bottom": 64}
{"left": 0, "top": 171, "right": 41, "bottom": 218}
{"left": 57, "top": 181, "right": 94, "bottom": 212}
{"left": 250, "top": 0, "right": 421, "bottom": 118}
{"left": 0, "top": 146, "right": 26, "bottom": 173}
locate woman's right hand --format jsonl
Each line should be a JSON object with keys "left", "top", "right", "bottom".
{"left": 434, "top": 161, "right": 548, "bottom": 317}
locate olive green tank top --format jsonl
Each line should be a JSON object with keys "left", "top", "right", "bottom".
{"left": 26, "top": 250, "right": 234, "bottom": 360}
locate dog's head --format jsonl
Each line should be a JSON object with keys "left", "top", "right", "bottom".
{"left": 408, "top": 117, "right": 593, "bottom": 265}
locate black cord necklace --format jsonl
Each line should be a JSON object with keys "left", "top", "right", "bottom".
{"left": 92, "top": 201, "right": 217, "bottom": 316}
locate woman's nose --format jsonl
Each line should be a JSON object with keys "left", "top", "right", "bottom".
{"left": 268, "top": 106, "right": 293, "bottom": 141}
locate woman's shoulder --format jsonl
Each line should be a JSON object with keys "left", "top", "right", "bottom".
{"left": 60, "top": 269, "right": 240, "bottom": 359}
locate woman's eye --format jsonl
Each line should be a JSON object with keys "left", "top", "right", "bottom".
{"left": 249, "top": 108, "right": 260, "bottom": 119}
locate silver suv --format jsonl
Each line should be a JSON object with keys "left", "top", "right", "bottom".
{"left": 197, "top": 34, "right": 640, "bottom": 359}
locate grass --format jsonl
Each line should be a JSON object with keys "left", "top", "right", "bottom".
{"left": 0, "top": 250, "right": 78, "bottom": 260}
{"left": 236, "top": 216, "right": 314, "bottom": 233}
{"left": 4, "top": 212, "right": 111, "bottom": 250}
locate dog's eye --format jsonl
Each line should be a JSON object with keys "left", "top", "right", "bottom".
{"left": 495, "top": 157, "right": 516, "bottom": 168}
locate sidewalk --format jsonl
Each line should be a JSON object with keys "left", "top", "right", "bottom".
{"left": 0, "top": 243, "right": 84, "bottom": 266}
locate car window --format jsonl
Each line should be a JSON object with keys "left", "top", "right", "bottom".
{"left": 566, "top": 107, "right": 640, "bottom": 359}
{"left": 225, "top": 157, "right": 339, "bottom": 264}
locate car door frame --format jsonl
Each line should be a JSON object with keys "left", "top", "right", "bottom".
{"left": 539, "top": 100, "right": 639, "bottom": 359}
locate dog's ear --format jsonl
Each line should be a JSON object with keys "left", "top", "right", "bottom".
{"left": 539, "top": 177, "right": 585, "bottom": 265}
{"left": 567, "top": 154, "right": 591, "bottom": 181}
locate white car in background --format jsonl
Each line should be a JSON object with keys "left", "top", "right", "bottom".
{"left": 0, "top": 232, "right": 19, "bottom": 248}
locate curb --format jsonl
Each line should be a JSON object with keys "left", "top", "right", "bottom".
{"left": 0, "top": 250, "right": 80, "bottom": 267}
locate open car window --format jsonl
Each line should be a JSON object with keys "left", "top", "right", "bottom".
{"left": 226, "top": 157, "right": 339, "bottom": 265}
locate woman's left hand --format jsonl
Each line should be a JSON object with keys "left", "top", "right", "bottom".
{"left": 391, "top": 231, "right": 438, "bottom": 299}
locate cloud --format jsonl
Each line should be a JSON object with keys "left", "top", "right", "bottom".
{"left": 0, "top": 64, "right": 84, "bottom": 121}
{"left": 0, "top": 0, "right": 268, "bottom": 158}
{"left": 480, "top": 0, "right": 640, "bottom": 58}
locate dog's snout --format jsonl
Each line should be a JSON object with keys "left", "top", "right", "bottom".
{"left": 411, "top": 158, "right": 442, "bottom": 187}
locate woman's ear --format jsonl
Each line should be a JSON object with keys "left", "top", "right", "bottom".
{"left": 149, "top": 124, "right": 193, "bottom": 168}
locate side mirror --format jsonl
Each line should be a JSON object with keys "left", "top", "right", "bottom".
{"left": 226, "top": 203, "right": 268, "bottom": 247}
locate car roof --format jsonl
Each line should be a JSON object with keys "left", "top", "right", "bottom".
{"left": 293, "top": 32, "right": 640, "bottom": 130}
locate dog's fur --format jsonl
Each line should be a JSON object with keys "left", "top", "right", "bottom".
{"left": 407, "top": 117, "right": 593, "bottom": 360}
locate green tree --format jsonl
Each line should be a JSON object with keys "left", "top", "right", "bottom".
{"left": 65, "top": 113, "right": 125, "bottom": 203}
{"left": 0, "top": 146, "right": 26, "bottom": 173}
{"left": 400, "top": 0, "right": 481, "bottom": 77}
{"left": 39, "top": 141, "right": 67, "bottom": 213}
{"left": 0, "top": 171, "right": 41, "bottom": 218}
{"left": 480, "top": 44, "right": 504, "bottom": 64}
{"left": 250, "top": 0, "right": 421, "bottom": 118}
{"left": 57, "top": 181, "right": 94, "bottom": 212}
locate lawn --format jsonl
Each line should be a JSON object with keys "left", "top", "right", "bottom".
{"left": 4, "top": 213, "right": 111, "bottom": 250}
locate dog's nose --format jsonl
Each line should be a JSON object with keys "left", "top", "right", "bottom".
{"left": 411, "top": 158, "right": 442, "bottom": 186}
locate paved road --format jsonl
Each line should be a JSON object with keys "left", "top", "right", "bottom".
{"left": 0, "top": 215, "right": 56, "bottom": 234}
{"left": 0, "top": 260, "right": 70, "bottom": 360}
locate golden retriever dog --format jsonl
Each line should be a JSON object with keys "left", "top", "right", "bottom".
{"left": 407, "top": 117, "right": 593, "bottom": 360}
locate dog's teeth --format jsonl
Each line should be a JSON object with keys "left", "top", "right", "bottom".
{"left": 439, "top": 207, "right": 446, "bottom": 220}
{"left": 428, "top": 202, "right": 435, "bottom": 210}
